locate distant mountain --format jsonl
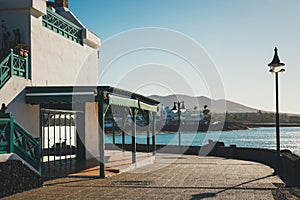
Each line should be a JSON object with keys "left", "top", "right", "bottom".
{"left": 149, "top": 94, "right": 259, "bottom": 113}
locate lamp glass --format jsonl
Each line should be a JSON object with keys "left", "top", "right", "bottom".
{"left": 180, "top": 103, "right": 186, "bottom": 113}
{"left": 172, "top": 105, "right": 178, "bottom": 113}
{"left": 180, "top": 107, "right": 186, "bottom": 113}
{"left": 269, "top": 66, "right": 283, "bottom": 73}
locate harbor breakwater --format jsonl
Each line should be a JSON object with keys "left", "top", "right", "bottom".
{"left": 106, "top": 142, "right": 300, "bottom": 187}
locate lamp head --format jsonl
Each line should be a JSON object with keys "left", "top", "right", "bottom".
{"left": 180, "top": 102, "right": 186, "bottom": 113}
{"left": 172, "top": 102, "right": 178, "bottom": 113}
{"left": 268, "top": 47, "right": 285, "bottom": 73}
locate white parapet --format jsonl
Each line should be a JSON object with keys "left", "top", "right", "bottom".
{"left": 0, "top": 0, "right": 47, "bottom": 16}
{"left": 83, "top": 29, "right": 101, "bottom": 49}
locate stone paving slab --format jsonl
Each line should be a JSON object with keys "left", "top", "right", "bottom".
{"left": 3, "top": 154, "right": 295, "bottom": 200}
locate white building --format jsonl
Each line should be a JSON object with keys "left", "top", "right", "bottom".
{"left": 0, "top": 0, "right": 158, "bottom": 178}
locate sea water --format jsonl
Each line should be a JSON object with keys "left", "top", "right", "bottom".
{"left": 105, "top": 127, "right": 300, "bottom": 156}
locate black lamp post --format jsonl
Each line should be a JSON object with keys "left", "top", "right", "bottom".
{"left": 268, "top": 47, "right": 285, "bottom": 158}
{"left": 172, "top": 101, "right": 186, "bottom": 146}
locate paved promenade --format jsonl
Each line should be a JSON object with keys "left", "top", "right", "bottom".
{"left": 3, "top": 154, "right": 298, "bottom": 199}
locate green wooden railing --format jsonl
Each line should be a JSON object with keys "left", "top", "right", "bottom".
{"left": 42, "top": 8, "right": 83, "bottom": 44}
{"left": 0, "top": 49, "right": 29, "bottom": 89}
{"left": 0, "top": 114, "right": 41, "bottom": 174}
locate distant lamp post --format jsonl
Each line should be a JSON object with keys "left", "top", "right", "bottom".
{"left": 268, "top": 47, "right": 285, "bottom": 158}
{"left": 172, "top": 101, "right": 186, "bottom": 146}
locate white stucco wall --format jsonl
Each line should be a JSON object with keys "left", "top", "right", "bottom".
{"left": 1, "top": 0, "right": 100, "bottom": 87}
{"left": 7, "top": 90, "right": 40, "bottom": 138}
{"left": 1, "top": 0, "right": 100, "bottom": 139}
{"left": 0, "top": 77, "right": 31, "bottom": 106}
{"left": 1, "top": 4, "right": 35, "bottom": 135}
{"left": 85, "top": 102, "right": 99, "bottom": 159}
{"left": 30, "top": 10, "right": 99, "bottom": 86}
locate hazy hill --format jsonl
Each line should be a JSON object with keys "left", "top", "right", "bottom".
{"left": 149, "top": 94, "right": 258, "bottom": 113}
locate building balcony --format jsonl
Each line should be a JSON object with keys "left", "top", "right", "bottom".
{"left": 42, "top": 8, "right": 83, "bottom": 44}
{"left": 0, "top": 50, "right": 29, "bottom": 89}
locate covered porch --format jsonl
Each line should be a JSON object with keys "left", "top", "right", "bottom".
{"left": 25, "top": 86, "right": 159, "bottom": 178}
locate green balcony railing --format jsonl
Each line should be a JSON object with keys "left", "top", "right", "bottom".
{"left": 0, "top": 49, "right": 29, "bottom": 89}
{"left": 42, "top": 8, "right": 83, "bottom": 44}
{"left": 0, "top": 114, "right": 41, "bottom": 174}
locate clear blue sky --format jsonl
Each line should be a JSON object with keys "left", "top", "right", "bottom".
{"left": 70, "top": 0, "right": 300, "bottom": 113}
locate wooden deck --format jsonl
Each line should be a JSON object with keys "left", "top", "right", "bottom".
{"left": 43, "top": 150, "right": 155, "bottom": 179}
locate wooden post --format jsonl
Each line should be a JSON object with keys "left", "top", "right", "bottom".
{"left": 38, "top": 108, "right": 43, "bottom": 174}
{"left": 98, "top": 91, "right": 105, "bottom": 178}
{"left": 132, "top": 108, "right": 137, "bottom": 164}
{"left": 112, "top": 119, "right": 115, "bottom": 145}
{"left": 10, "top": 49, "right": 13, "bottom": 77}
{"left": 122, "top": 131, "right": 125, "bottom": 152}
{"left": 121, "top": 109, "right": 127, "bottom": 152}
{"left": 147, "top": 123, "right": 150, "bottom": 153}
{"left": 9, "top": 114, "right": 14, "bottom": 153}
{"left": 25, "top": 57, "right": 29, "bottom": 79}
{"left": 152, "top": 112, "right": 156, "bottom": 156}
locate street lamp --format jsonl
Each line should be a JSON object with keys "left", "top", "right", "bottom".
{"left": 172, "top": 101, "right": 186, "bottom": 146}
{"left": 268, "top": 47, "right": 285, "bottom": 158}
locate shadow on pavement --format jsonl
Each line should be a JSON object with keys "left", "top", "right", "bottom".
{"left": 190, "top": 173, "right": 278, "bottom": 200}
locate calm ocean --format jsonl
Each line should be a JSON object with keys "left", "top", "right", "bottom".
{"left": 106, "top": 127, "right": 300, "bottom": 156}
